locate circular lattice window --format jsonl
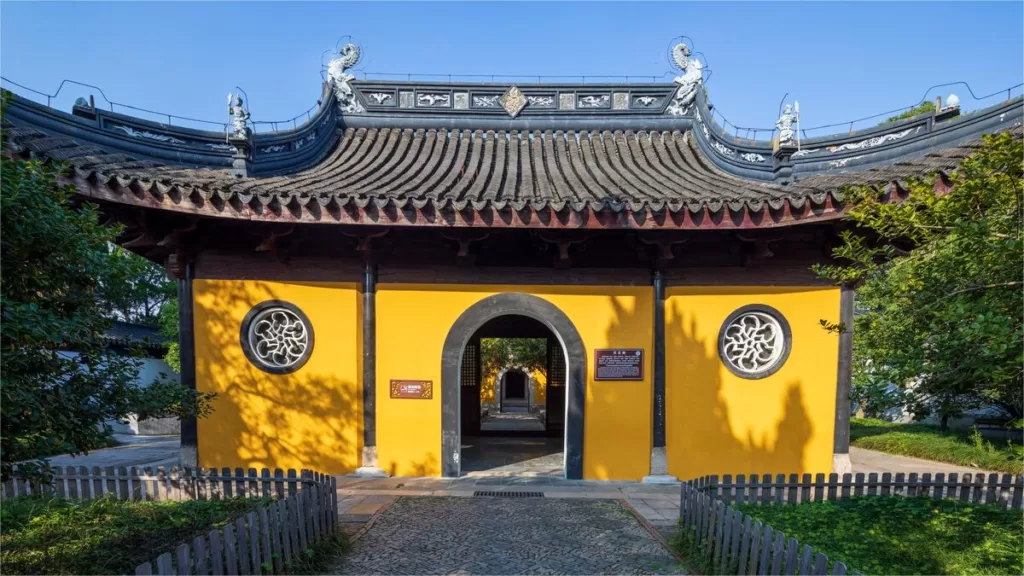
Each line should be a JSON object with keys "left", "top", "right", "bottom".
{"left": 717, "top": 304, "right": 792, "bottom": 379}
{"left": 240, "top": 301, "right": 314, "bottom": 374}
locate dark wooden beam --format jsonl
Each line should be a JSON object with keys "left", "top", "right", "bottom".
{"left": 178, "top": 261, "right": 198, "bottom": 467}
{"left": 652, "top": 269, "right": 666, "bottom": 449}
{"left": 833, "top": 283, "right": 855, "bottom": 473}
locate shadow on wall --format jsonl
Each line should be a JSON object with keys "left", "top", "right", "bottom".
{"left": 584, "top": 294, "right": 655, "bottom": 480}
{"left": 194, "top": 280, "right": 362, "bottom": 475}
{"left": 666, "top": 300, "right": 813, "bottom": 479}
{"left": 386, "top": 453, "right": 438, "bottom": 478}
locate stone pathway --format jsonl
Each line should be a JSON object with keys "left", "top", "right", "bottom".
{"left": 334, "top": 496, "right": 684, "bottom": 575}
{"left": 44, "top": 434, "right": 179, "bottom": 469}
{"left": 851, "top": 446, "right": 1000, "bottom": 476}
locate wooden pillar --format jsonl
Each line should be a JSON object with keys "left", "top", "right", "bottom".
{"left": 356, "top": 261, "right": 386, "bottom": 476}
{"left": 833, "top": 283, "right": 855, "bottom": 473}
{"left": 178, "top": 261, "right": 198, "bottom": 467}
{"left": 643, "top": 268, "right": 676, "bottom": 482}
{"left": 652, "top": 269, "right": 666, "bottom": 449}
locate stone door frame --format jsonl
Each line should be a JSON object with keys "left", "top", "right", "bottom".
{"left": 440, "top": 293, "right": 587, "bottom": 479}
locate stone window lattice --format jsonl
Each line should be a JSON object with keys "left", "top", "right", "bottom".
{"left": 717, "top": 304, "right": 791, "bottom": 379}
{"left": 240, "top": 300, "right": 314, "bottom": 375}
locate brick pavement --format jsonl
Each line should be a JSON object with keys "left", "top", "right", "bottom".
{"left": 335, "top": 476, "right": 681, "bottom": 530}
{"left": 333, "top": 496, "right": 684, "bottom": 575}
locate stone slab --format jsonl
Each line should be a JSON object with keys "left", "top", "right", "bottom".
{"left": 332, "top": 496, "right": 683, "bottom": 575}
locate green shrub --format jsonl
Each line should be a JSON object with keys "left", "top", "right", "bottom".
{"left": 0, "top": 495, "right": 266, "bottom": 575}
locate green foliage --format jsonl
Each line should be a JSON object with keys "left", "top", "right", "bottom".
{"left": 0, "top": 495, "right": 266, "bottom": 575}
{"left": 883, "top": 100, "right": 935, "bottom": 124}
{"left": 102, "top": 246, "right": 175, "bottom": 325}
{"left": 0, "top": 134, "right": 212, "bottom": 480}
{"left": 480, "top": 338, "right": 547, "bottom": 376}
{"left": 850, "top": 418, "right": 1024, "bottom": 473}
{"left": 157, "top": 299, "right": 180, "bottom": 372}
{"left": 815, "top": 133, "right": 1023, "bottom": 425}
{"left": 735, "top": 496, "right": 1023, "bottom": 575}
{"left": 288, "top": 530, "right": 350, "bottom": 574}
{"left": 669, "top": 524, "right": 713, "bottom": 574}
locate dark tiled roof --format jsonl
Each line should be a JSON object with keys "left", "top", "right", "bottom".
{"left": 103, "top": 321, "right": 168, "bottom": 353}
{"left": 4, "top": 123, "right": 1018, "bottom": 230}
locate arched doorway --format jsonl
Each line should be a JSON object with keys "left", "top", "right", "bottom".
{"left": 500, "top": 367, "right": 529, "bottom": 410}
{"left": 440, "top": 293, "right": 587, "bottom": 479}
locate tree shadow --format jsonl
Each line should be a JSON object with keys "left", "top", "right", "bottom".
{"left": 662, "top": 299, "right": 815, "bottom": 479}
{"left": 192, "top": 279, "right": 362, "bottom": 475}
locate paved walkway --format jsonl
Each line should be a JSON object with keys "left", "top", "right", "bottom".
{"left": 334, "top": 496, "right": 683, "bottom": 575}
{"left": 461, "top": 436, "right": 563, "bottom": 476}
{"left": 336, "top": 476, "right": 681, "bottom": 536}
{"left": 45, "top": 434, "right": 179, "bottom": 469}
{"left": 850, "top": 446, "right": 998, "bottom": 476}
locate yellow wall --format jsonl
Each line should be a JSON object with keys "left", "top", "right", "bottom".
{"left": 193, "top": 280, "right": 362, "bottom": 475}
{"left": 190, "top": 279, "right": 839, "bottom": 482}
{"left": 665, "top": 286, "right": 840, "bottom": 480}
{"left": 376, "top": 285, "right": 653, "bottom": 480}
{"left": 531, "top": 368, "right": 547, "bottom": 404}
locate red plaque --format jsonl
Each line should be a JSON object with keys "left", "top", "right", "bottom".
{"left": 593, "top": 348, "right": 644, "bottom": 381}
{"left": 390, "top": 379, "right": 433, "bottom": 399}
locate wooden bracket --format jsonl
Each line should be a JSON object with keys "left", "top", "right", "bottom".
{"left": 636, "top": 231, "right": 692, "bottom": 262}
{"left": 440, "top": 230, "right": 490, "bottom": 265}
{"left": 537, "top": 231, "right": 589, "bottom": 268}
{"left": 157, "top": 218, "right": 200, "bottom": 249}
{"left": 164, "top": 250, "right": 185, "bottom": 279}
{"left": 341, "top": 228, "right": 389, "bottom": 253}
{"left": 736, "top": 232, "right": 782, "bottom": 264}
{"left": 255, "top": 224, "right": 295, "bottom": 252}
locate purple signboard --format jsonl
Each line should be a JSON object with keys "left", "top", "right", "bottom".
{"left": 593, "top": 348, "right": 644, "bottom": 381}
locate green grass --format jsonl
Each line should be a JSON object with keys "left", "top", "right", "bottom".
{"left": 851, "top": 418, "right": 1024, "bottom": 474}
{"left": 732, "top": 497, "right": 1023, "bottom": 575}
{"left": 288, "top": 530, "right": 351, "bottom": 574}
{"left": 0, "top": 495, "right": 267, "bottom": 575}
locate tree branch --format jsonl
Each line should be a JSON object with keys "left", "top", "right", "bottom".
{"left": 947, "top": 281, "right": 1022, "bottom": 298}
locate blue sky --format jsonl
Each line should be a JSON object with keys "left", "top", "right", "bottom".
{"left": 2, "top": 2, "right": 1021, "bottom": 134}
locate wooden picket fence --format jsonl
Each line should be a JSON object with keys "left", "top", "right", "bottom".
{"left": 685, "top": 471, "right": 1024, "bottom": 510}
{"left": 2, "top": 466, "right": 329, "bottom": 502}
{"left": 135, "top": 478, "right": 336, "bottom": 575}
{"left": 1, "top": 467, "right": 339, "bottom": 575}
{"left": 680, "top": 482, "right": 857, "bottom": 575}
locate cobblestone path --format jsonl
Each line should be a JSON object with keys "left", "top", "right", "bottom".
{"left": 335, "top": 496, "right": 683, "bottom": 575}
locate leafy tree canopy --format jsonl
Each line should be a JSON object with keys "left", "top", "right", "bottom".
{"left": 480, "top": 338, "right": 547, "bottom": 378}
{"left": 0, "top": 131, "right": 213, "bottom": 480}
{"left": 815, "top": 132, "right": 1022, "bottom": 426}
{"left": 102, "top": 246, "right": 175, "bottom": 326}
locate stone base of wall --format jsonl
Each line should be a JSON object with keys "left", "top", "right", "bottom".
{"left": 137, "top": 416, "right": 180, "bottom": 436}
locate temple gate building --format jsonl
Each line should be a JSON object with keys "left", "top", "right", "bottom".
{"left": 4, "top": 41, "right": 1021, "bottom": 481}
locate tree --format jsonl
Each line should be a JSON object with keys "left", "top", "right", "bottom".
{"left": 102, "top": 246, "right": 176, "bottom": 326}
{"left": 0, "top": 132, "right": 213, "bottom": 480}
{"left": 815, "top": 133, "right": 1023, "bottom": 427}
{"left": 480, "top": 338, "right": 547, "bottom": 377}
{"left": 157, "top": 299, "right": 180, "bottom": 373}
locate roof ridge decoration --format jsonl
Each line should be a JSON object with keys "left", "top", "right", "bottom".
{"left": 327, "top": 43, "right": 363, "bottom": 114}
{"left": 666, "top": 43, "right": 703, "bottom": 116}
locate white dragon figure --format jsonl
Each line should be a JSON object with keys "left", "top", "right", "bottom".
{"left": 327, "top": 43, "right": 364, "bottom": 114}
{"left": 666, "top": 42, "right": 703, "bottom": 116}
